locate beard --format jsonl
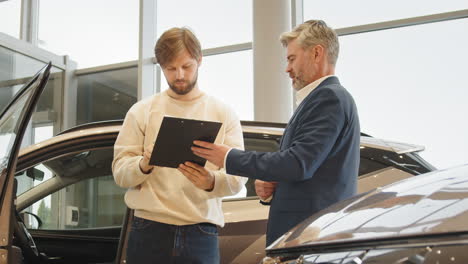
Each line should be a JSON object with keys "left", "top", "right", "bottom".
{"left": 168, "top": 71, "right": 198, "bottom": 95}
{"left": 292, "top": 75, "right": 308, "bottom": 91}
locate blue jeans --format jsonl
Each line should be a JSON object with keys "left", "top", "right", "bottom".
{"left": 126, "top": 217, "right": 220, "bottom": 264}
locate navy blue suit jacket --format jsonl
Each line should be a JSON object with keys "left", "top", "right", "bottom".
{"left": 226, "top": 77, "right": 360, "bottom": 245}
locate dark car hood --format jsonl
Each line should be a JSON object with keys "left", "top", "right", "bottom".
{"left": 268, "top": 164, "right": 468, "bottom": 253}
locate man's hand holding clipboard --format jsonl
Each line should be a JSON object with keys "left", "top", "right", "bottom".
{"left": 145, "top": 116, "right": 222, "bottom": 191}
{"left": 190, "top": 141, "right": 230, "bottom": 169}
{"left": 139, "top": 143, "right": 155, "bottom": 174}
{"left": 149, "top": 116, "right": 222, "bottom": 168}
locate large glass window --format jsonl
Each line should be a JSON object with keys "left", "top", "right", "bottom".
{"left": 0, "top": 47, "right": 45, "bottom": 111}
{"left": 0, "top": 46, "right": 63, "bottom": 141}
{"left": 76, "top": 67, "right": 137, "bottom": 125}
{"left": 199, "top": 50, "right": 253, "bottom": 120}
{"left": 304, "top": 0, "right": 468, "bottom": 28}
{"left": 337, "top": 18, "right": 468, "bottom": 169}
{"left": 38, "top": 0, "right": 139, "bottom": 68}
{"left": 157, "top": 0, "right": 252, "bottom": 49}
{"left": 159, "top": 50, "right": 254, "bottom": 121}
{"left": 0, "top": 0, "right": 21, "bottom": 39}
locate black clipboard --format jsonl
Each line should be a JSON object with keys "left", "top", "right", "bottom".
{"left": 149, "top": 116, "right": 222, "bottom": 168}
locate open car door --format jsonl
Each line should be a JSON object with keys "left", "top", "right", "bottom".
{"left": 0, "top": 63, "right": 51, "bottom": 264}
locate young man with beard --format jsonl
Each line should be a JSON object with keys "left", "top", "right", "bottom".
{"left": 192, "top": 20, "right": 361, "bottom": 246}
{"left": 112, "top": 27, "right": 246, "bottom": 264}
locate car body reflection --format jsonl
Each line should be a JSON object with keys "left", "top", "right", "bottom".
{"left": 265, "top": 164, "right": 468, "bottom": 264}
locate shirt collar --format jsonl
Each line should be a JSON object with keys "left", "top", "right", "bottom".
{"left": 296, "top": 75, "right": 334, "bottom": 106}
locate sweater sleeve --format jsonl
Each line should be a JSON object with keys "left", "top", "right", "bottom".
{"left": 112, "top": 105, "right": 153, "bottom": 188}
{"left": 208, "top": 106, "right": 248, "bottom": 198}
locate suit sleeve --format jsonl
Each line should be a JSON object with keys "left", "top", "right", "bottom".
{"left": 226, "top": 88, "right": 345, "bottom": 182}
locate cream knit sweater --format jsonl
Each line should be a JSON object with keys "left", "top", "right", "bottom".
{"left": 112, "top": 90, "right": 246, "bottom": 227}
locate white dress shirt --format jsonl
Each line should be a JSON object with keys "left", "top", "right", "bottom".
{"left": 295, "top": 75, "right": 334, "bottom": 106}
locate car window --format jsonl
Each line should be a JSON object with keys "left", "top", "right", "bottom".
{"left": 16, "top": 164, "right": 54, "bottom": 196}
{"left": 0, "top": 63, "right": 50, "bottom": 200}
{"left": 22, "top": 175, "right": 126, "bottom": 230}
{"left": 18, "top": 147, "right": 127, "bottom": 230}
{"left": 359, "top": 157, "right": 388, "bottom": 177}
{"left": 243, "top": 136, "right": 280, "bottom": 197}
{"left": 360, "top": 146, "right": 432, "bottom": 176}
{"left": 0, "top": 87, "right": 37, "bottom": 184}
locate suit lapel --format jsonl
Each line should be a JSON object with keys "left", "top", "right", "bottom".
{"left": 280, "top": 77, "right": 341, "bottom": 149}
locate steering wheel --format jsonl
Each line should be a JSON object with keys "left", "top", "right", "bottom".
{"left": 13, "top": 211, "right": 42, "bottom": 263}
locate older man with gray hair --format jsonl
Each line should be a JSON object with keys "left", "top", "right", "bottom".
{"left": 192, "top": 20, "right": 361, "bottom": 246}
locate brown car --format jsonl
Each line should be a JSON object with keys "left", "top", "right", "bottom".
{"left": 1, "top": 64, "right": 434, "bottom": 264}
{"left": 262, "top": 163, "right": 468, "bottom": 263}
{"left": 14, "top": 121, "right": 435, "bottom": 264}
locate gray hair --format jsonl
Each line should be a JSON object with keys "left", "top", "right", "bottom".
{"left": 280, "top": 20, "right": 339, "bottom": 65}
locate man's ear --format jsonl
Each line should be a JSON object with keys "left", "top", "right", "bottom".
{"left": 314, "top": 45, "right": 325, "bottom": 61}
{"left": 198, "top": 57, "right": 203, "bottom": 67}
